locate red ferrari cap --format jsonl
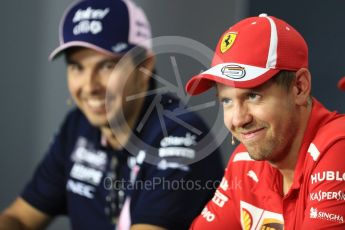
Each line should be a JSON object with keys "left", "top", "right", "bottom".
{"left": 186, "top": 13, "right": 308, "bottom": 95}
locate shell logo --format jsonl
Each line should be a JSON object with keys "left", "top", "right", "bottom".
{"left": 241, "top": 208, "right": 253, "bottom": 230}
{"left": 221, "top": 64, "right": 246, "bottom": 79}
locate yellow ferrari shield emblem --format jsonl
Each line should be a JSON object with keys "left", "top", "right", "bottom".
{"left": 220, "top": 32, "right": 237, "bottom": 53}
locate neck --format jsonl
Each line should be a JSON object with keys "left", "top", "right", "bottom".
{"left": 270, "top": 102, "right": 313, "bottom": 195}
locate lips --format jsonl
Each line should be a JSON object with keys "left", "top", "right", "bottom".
{"left": 239, "top": 127, "right": 266, "bottom": 142}
{"left": 85, "top": 98, "right": 106, "bottom": 113}
{"left": 87, "top": 98, "right": 105, "bottom": 107}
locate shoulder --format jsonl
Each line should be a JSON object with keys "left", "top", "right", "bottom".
{"left": 314, "top": 114, "right": 345, "bottom": 151}
{"left": 48, "top": 108, "right": 99, "bottom": 157}
{"left": 305, "top": 114, "right": 345, "bottom": 186}
{"left": 303, "top": 115, "right": 345, "bottom": 227}
{"left": 62, "top": 108, "right": 89, "bottom": 129}
{"left": 143, "top": 93, "right": 208, "bottom": 132}
{"left": 308, "top": 114, "right": 345, "bottom": 164}
{"left": 58, "top": 108, "right": 96, "bottom": 137}
{"left": 138, "top": 93, "right": 212, "bottom": 146}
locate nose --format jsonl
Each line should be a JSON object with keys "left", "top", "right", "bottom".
{"left": 84, "top": 70, "right": 103, "bottom": 93}
{"left": 228, "top": 102, "right": 252, "bottom": 130}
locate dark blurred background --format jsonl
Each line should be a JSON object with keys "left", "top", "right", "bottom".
{"left": 1, "top": 0, "right": 344, "bottom": 229}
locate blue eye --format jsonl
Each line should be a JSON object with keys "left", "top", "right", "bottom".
{"left": 221, "top": 98, "right": 232, "bottom": 106}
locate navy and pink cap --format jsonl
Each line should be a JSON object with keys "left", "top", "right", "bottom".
{"left": 49, "top": 0, "right": 151, "bottom": 60}
{"left": 185, "top": 13, "right": 309, "bottom": 95}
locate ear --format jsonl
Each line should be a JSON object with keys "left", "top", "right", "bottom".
{"left": 137, "top": 51, "right": 155, "bottom": 84}
{"left": 293, "top": 68, "right": 311, "bottom": 106}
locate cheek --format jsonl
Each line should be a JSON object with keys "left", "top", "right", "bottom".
{"left": 124, "top": 75, "right": 144, "bottom": 95}
{"left": 223, "top": 109, "right": 233, "bottom": 131}
{"left": 107, "top": 75, "right": 125, "bottom": 96}
{"left": 262, "top": 107, "right": 291, "bottom": 135}
{"left": 252, "top": 99, "right": 284, "bottom": 124}
{"left": 67, "top": 78, "right": 79, "bottom": 98}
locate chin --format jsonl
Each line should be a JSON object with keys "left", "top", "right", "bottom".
{"left": 246, "top": 145, "right": 273, "bottom": 161}
{"left": 86, "top": 115, "right": 109, "bottom": 128}
{"left": 247, "top": 152, "right": 266, "bottom": 161}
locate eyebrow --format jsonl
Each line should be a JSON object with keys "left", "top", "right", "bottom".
{"left": 66, "top": 59, "right": 79, "bottom": 65}
{"left": 97, "top": 58, "right": 119, "bottom": 65}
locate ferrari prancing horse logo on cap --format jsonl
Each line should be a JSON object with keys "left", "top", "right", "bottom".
{"left": 220, "top": 32, "right": 237, "bottom": 53}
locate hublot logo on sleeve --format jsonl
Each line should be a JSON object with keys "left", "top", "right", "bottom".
{"left": 310, "top": 171, "right": 345, "bottom": 184}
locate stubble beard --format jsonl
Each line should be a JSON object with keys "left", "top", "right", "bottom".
{"left": 245, "top": 116, "right": 299, "bottom": 163}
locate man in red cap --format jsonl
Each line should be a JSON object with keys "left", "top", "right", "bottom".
{"left": 186, "top": 13, "right": 345, "bottom": 229}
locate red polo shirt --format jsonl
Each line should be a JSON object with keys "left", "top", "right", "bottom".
{"left": 190, "top": 99, "right": 345, "bottom": 229}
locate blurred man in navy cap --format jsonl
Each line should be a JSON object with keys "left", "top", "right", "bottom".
{"left": 0, "top": 1, "right": 223, "bottom": 229}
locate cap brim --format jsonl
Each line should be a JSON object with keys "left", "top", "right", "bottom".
{"left": 186, "top": 63, "right": 280, "bottom": 95}
{"left": 49, "top": 41, "right": 131, "bottom": 60}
